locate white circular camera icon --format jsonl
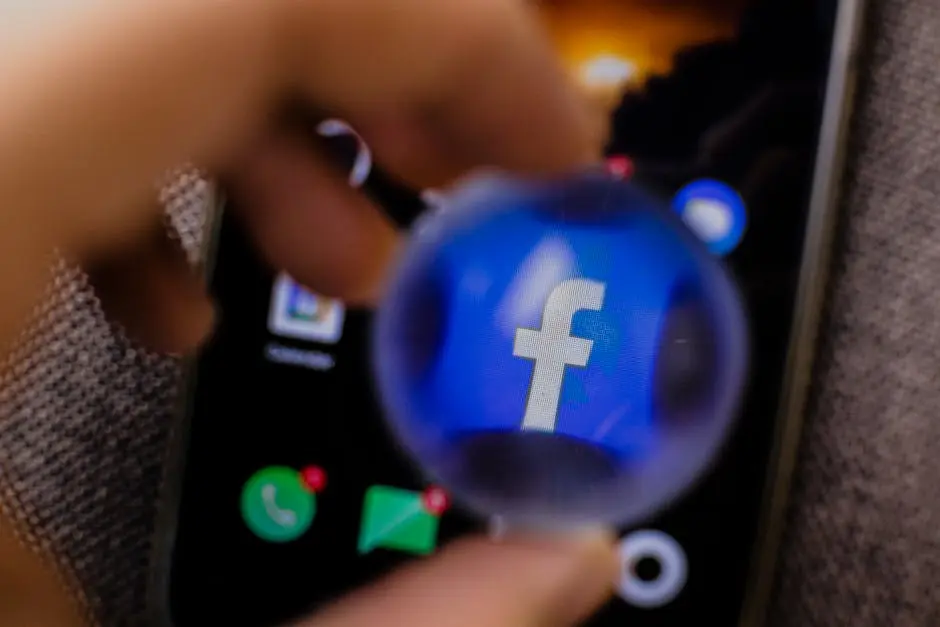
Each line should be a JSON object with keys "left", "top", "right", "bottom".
{"left": 616, "top": 529, "right": 688, "bottom": 609}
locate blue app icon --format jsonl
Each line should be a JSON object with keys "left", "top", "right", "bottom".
{"left": 286, "top": 283, "right": 321, "bottom": 321}
{"left": 672, "top": 179, "right": 746, "bottom": 256}
{"left": 375, "top": 176, "right": 748, "bottom": 526}
{"left": 395, "top": 210, "right": 693, "bottom": 457}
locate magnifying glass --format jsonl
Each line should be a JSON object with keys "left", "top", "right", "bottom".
{"left": 373, "top": 173, "right": 749, "bottom": 530}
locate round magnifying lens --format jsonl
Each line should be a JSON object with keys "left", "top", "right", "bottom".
{"left": 374, "top": 173, "right": 748, "bottom": 529}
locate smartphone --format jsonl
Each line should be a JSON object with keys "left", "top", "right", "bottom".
{"left": 152, "top": 0, "right": 865, "bottom": 625}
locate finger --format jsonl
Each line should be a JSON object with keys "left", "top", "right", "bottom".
{"left": 0, "top": 0, "right": 591, "bottom": 350}
{"left": 287, "top": 0, "right": 600, "bottom": 176}
{"left": 353, "top": 91, "right": 606, "bottom": 193}
{"left": 302, "top": 533, "right": 618, "bottom": 627}
{"left": 86, "top": 215, "right": 215, "bottom": 354}
{"left": 350, "top": 114, "right": 472, "bottom": 191}
{"left": 231, "top": 135, "right": 400, "bottom": 306}
{"left": 0, "top": 0, "right": 595, "bottom": 259}
{"left": 278, "top": 102, "right": 463, "bottom": 193}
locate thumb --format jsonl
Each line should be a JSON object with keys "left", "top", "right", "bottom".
{"left": 300, "top": 532, "right": 618, "bottom": 627}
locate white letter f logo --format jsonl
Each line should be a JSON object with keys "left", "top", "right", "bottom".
{"left": 513, "top": 278, "right": 606, "bottom": 433}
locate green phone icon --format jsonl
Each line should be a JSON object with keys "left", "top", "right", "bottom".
{"left": 241, "top": 466, "right": 316, "bottom": 543}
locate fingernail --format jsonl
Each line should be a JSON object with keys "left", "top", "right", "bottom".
{"left": 489, "top": 517, "right": 613, "bottom": 544}
{"left": 535, "top": 526, "right": 617, "bottom": 563}
{"left": 487, "top": 526, "right": 617, "bottom": 625}
{"left": 540, "top": 529, "right": 619, "bottom": 625}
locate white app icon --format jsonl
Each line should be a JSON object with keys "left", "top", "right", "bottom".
{"left": 682, "top": 197, "right": 733, "bottom": 243}
{"left": 268, "top": 273, "right": 345, "bottom": 343}
{"left": 316, "top": 118, "right": 372, "bottom": 188}
{"left": 616, "top": 530, "right": 688, "bottom": 608}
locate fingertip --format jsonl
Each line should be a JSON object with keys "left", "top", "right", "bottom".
{"left": 88, "top": 223, "right": 217, "bottom": 355}
{"left": 306, "top": 533, "right": 617, "bottom": 627}
{"left": 157, "top": 288, "right": 216, "bottom": 356}
{"left": 475, "top": 529, "right": 619, "bottom": 626}
{"left": 430, "top": 0, "right": 604, "bottom": 179}
{"left": 230, "top": 135, "right": 400, "bottom": 308}
{"left": 536, "top": 531, "right": 620, "bottom": 626}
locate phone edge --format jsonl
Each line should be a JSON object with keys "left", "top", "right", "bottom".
{"left": 147, "top": 182, "right": 226, "bottom": 627}
{"left": 736, "top": 1, "right": 868, "bottom": 625}
{"left": 146, "top": 4, "right": 870, "bottom": 621}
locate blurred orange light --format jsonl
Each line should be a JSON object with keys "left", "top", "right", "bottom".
{"left": 579, "top": 55, "right": 637, "bottom": 88}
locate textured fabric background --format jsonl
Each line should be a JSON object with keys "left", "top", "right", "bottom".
{"left": 1, "top": 0, "right": 939, "bottom": 625}
{"left": 769, "top": 0, "right": 940, "bottom": 624}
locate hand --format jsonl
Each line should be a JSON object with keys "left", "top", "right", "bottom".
{"left": 0, "top": 0, "right": 614, "bottom": 625}
{"left": 0, "top": 0, "right": 603, "bottom": 354}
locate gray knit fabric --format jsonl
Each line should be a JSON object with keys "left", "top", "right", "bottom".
{"left": 0, "top": 0, "right": 939, "bottom": 624}
{"left": 0, "top": 170, "right": 211, "bottom": 625}
{"left": 769, "top": 1, "right": 940, "bottom": 625}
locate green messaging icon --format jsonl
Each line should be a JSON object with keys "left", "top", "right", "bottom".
{"left": 357, "top": 485, "right": 450, "bottom": 556}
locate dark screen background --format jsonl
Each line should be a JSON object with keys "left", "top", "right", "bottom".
{"left": 165, "top": 0, "right": 842, "bottom": 625}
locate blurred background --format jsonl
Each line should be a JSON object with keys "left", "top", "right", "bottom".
{"left": 540, "top": 0, "right": 747, "bottom": 116}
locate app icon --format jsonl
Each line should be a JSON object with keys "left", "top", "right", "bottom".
{"left": 672, "top": 179, "right": 746, "bottom": 256}
{"left": 616, "top": 530, "right": 688, "bottom": 608}
{"left": 357, "top": 486, "right": 449, "bottom": 556}
{"left": 268, "top": 273, "right": 345, "bottom": 343}
{"left": 241, "top": 465, "right": 325, "bottom": 543}
{"left": 375, "top": 176, "right": 749, "bottom": 526}
{"left": 380, "top": 204, "right": 739, "bottom": 458}
{"left": 316, "top": 118, "right": 372, "bottom": 188}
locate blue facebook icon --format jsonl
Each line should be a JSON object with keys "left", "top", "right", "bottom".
{"left": 375, "top": 175, "right": 748, "bottom": 527}
{"left": 513, "top": 277, "right": 606, "bottom": 434}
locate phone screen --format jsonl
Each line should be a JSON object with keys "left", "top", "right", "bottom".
{"left": 163, "top": 1, "right": 851, "bottom": 625}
